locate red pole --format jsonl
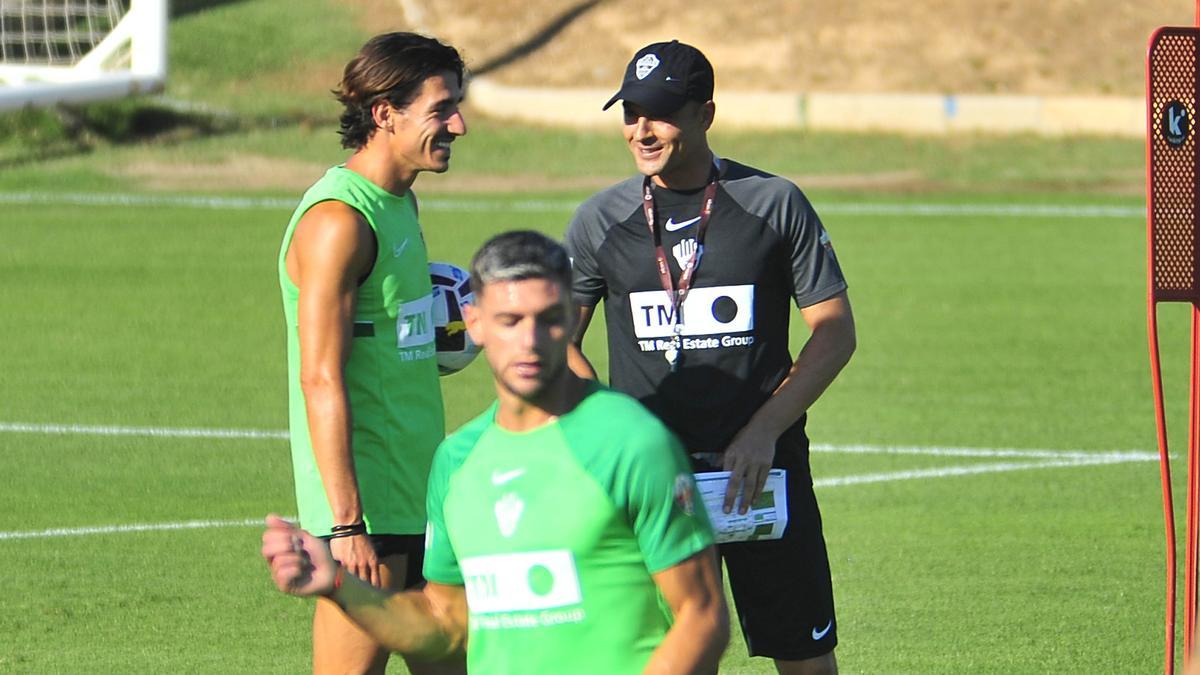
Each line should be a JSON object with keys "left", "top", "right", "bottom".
{"left": 1187, "top": 310, "right": 1200, "bottom": 664}
{"left": 1150, "top": 306, "right": 1179, "bottom": 675}
{"left": 1184, "top": 8, "right": 1200, "bottom": 667}
{"left": 1147, "top": 25, "right": 1174, "bottom": 674}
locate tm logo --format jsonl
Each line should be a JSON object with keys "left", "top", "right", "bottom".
{"left": 629, "top": 285, "right": 754, "bottom": 339}
{"left": 396, "top": 295, "right": 435, "bottom": 349}
{"left": 401, "top": 311, "right": 427, "bottom": 336}
{"left": 1164, "top": 101, "right": 1190, "bottom": 148}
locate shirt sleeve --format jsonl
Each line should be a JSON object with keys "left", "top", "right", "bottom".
{"left": 622, "top": 420, "right": 715, "bottom": 573}
{"left": 564, "top": 204, "right": 608, "bottom": 307}
{"left": 777, "top": 183, "right": 848, "bottom": 308}
{"left": 421, "top": 445, "right": 463, "bottom": 585}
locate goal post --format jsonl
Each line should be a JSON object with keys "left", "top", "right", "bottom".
{"left": 0, "top": 0, "right": 167, "bottom": 111}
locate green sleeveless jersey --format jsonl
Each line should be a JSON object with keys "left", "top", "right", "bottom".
{"left": 279, "top": 166, "right": 444, "bottom": 536}
{"left": 424, "top": 383, "right": 714, "bottom": 674}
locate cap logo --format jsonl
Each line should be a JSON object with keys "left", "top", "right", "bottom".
{"left": 635, "top": 54, "right": 660, "bottom": 80}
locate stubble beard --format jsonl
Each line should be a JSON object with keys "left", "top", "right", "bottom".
{"left": 501, "top": 357, "right": 568, "bottom": 408}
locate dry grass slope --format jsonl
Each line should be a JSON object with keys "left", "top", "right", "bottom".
{"left": 358, "top": 0, "right": 1194, "bottom": 96}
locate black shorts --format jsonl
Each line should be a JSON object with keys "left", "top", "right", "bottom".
{"left": 694, "top": 429, "right": 838, "bottom": 661}
{"left": 319, "top": 533, "right": 426, "bottom": 590}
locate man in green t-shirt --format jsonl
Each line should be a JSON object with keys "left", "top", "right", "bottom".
{"left": 264, "top": 231, "right": 729, "bottom": 674}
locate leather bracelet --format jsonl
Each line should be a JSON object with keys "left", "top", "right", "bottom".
{"left": 328, "top": 521, "right": 366, "bottom": 539}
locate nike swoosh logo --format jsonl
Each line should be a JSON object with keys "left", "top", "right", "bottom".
{"left": 812, "top": 620, "right": 833, "bottom": 640}
{"left": 491, "top": 468, "right": 525, "bottom": 485}
{"left": 664, "top": 216, "right": 701, "bottom": 232}
{"left": 393, "top": 239, "right": 409, "bottom": 257}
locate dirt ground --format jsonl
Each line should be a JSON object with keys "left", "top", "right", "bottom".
{"left": 359, "top": 0, "right": 1194, "bottom": 96}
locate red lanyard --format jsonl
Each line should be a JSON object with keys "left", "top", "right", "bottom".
{"left": 641, "top": 172, "right": 719, "bottom": 369}
{"left": 642, "top": 175, "right": 718, "bottom": 316}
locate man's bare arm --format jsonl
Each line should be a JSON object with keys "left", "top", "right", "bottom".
{"left": 262, "top": 515, "right": 468, "bottom": 660}
{"left": 289, "top": 201, "right": 382, "bottom": 584}
{"left": 567, "top": 304, "right": 598, "bottom": 379}
{"left": 723, "top": 291, "right": 856, "bottom": 513}
{"left": 328, "top": 573, "right": 468, "bottom": 660}
{"left": 643, "top": 547, "right": 729, "bottom": 674}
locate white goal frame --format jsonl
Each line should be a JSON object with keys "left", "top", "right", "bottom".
{"left": 0, "top": 0, "right": 167, "bottom": 110}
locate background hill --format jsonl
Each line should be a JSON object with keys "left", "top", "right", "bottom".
{"left": 0, "top": 1, "right": 1163, "bottom": 194}
{"left": 368, "top": 0, "right": 1193, "bottom": 96}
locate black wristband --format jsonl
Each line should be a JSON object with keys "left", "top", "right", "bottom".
{"left": 328, "top": 521, "right": 366, "bottom": 539}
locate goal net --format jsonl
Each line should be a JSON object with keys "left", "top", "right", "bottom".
{"left": 0, "top": 0, "right": 166, "bottom": 110}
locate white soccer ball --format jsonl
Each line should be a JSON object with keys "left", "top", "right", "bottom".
{"left": 429, "top": 261, "right": 480, "bottom": 375}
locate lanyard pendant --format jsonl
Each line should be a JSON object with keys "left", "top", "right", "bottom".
{"left": 664, "top": 333, "right": 681, "bottom": 371}
{"left": 664, "top": 344, "right": 679, "bottom": 370}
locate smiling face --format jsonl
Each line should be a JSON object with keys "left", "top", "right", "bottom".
{"left": 465, "top": 276, "right": 575, "bottom": 406}
{"left": 386, "top": 70, "right": 467, "bottom": 180}
{"left": 622, "top": 99, "right": 714, "bottom": 189}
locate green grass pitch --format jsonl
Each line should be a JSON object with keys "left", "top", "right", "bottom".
{"left": 0, "top": 178, "right": 1183, "bottom": 673}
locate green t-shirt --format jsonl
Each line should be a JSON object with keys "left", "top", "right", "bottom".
{"left": 424, "top": 383, "right": 714, "bottom": 674}
{"left": 279, "top": 166, "right": 444, "bottom": 536}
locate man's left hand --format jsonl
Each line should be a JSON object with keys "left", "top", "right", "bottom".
{"left": 721, "top": 427, "right": 776, "bottom": 514}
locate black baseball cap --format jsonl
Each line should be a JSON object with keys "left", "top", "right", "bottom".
{"left": 603, "top": 40, "right": 714, "bottom": 117}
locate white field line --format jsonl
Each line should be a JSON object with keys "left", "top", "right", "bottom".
{"left": 0, "top": 421, "right": 289, "bottom": 440}
{"left": 810, "top": 443, "right": 1159, "bottom": 461}
{"left": 813, "top": 453, "right": 1155, "bottom": 489}
{"left": 0, "top": 453, "right": 1152, "bottom": 541}
{"left": 0, "top": 424, "right": 1159, "bottom": 541}
{"left": 0, "top": 421, "right": 1159, "bottom": 462}
{"left": 0, "top": 191, "right": 1144, "bottom": 219}
{"left": 818, "top": 203, "right": 1143, "bottom": 219}
{"left": 0, "top": 517, "right": 269, "bottom": 541}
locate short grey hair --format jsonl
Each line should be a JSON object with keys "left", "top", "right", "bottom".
{"left": 469, "top": 230, "right": 572, "bottom": 296}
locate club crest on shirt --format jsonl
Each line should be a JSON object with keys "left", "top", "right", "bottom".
{"left": 819, "top": 229, "right": 836, "bottom": 258}
{"left": 673, "top": 473, "right": 696, "bottom": 515}
{"left": 494, "top": 492, "right": 524, "bottom": 538}
{"left": 672, "top": 238, "right": 698, "bottom": 270}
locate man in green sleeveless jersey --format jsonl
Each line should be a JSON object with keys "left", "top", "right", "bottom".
{"left": 278, "top": 33, "right": 467, "bottom": 674}
{"left": 264, "top": 231, "right": 729, "bottom": 674}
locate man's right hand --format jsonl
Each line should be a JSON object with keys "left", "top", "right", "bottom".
{"left": 329, "top": 530, "right": 382, "bottom": 588}
{"left": 262, "top": 514, "right": 338, "bottom": 597}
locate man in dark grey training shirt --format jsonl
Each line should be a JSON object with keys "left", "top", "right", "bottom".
{"left": 564, "top": 40, "right": 856, "bottom": 675}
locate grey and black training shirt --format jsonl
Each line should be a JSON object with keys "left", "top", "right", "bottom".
{"left": 564, "top": 157, "right": 847, "bottom": 457}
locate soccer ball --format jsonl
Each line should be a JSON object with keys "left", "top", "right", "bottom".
{"left": 429, "top": 262, "right": 480, "bottom": 375}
